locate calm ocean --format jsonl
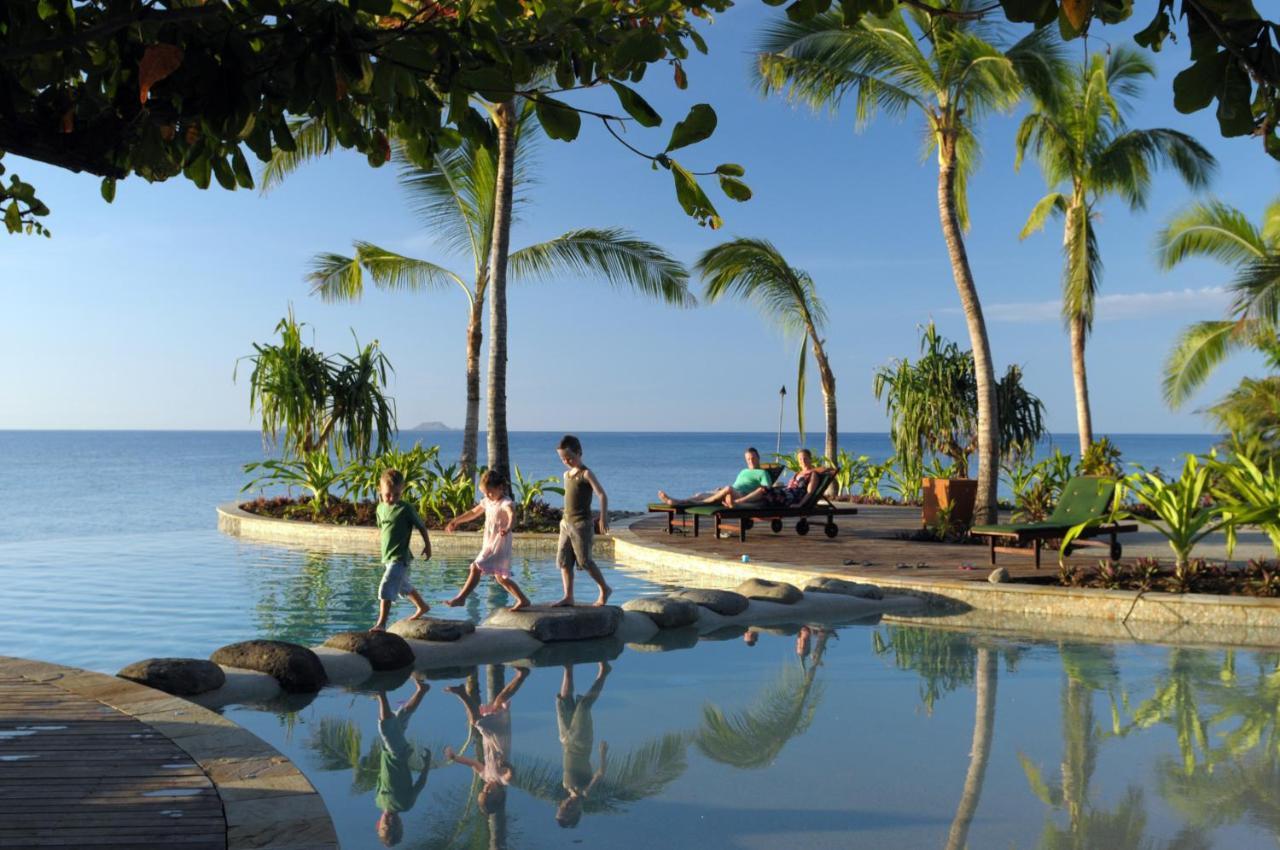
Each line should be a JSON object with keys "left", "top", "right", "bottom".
{"left": 0, "top": 430, "right": 1221, "bottom": 544}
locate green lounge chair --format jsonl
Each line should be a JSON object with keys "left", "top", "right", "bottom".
{"left": 647, "top": 464, "right": 785, "bottom": 534}
{"left": 684, "top": 469, "right": 858, "bottom": 542}
{"left": 970, "top": 476, "right": 1137, "bottom": 568}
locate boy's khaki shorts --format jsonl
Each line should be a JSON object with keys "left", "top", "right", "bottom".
{"left": 556, "top": 519, "right": 597, "bottom": 572}
{"left": 378, "top": 559, "right": 416, "bottom": 600}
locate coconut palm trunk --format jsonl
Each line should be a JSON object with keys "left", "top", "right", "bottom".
{"left": 937, "top": 134, "right": 1000, "bottom": 524}
{"left": 462, "top": 287, "right": 485, "bottom": 479}
{"left": 807, "top": 327, "right": 838, "bottom": 470}
{"left": 486, "top": 100, "right": 517, "bottom": 481}
{"left": 945, "top": 645, "right": 998, "bottom": 850}
{"left": 1069, "top": 314, "right": 1093, "bottom": 457}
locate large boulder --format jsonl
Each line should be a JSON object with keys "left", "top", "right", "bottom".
{"left": 671, "top": 588, "right": 749, "bottom": 616}
{"left": 210, "top": 640, "right": 328, "bottom": 693}
{"left": 804, "top": 577, "right": 884, "bottom": 600}
{"left": 485, "top": 605, "right": 622, "bottom": 642}
{"left": 389, "top": 617, "right": 476, "bottom": 643}
{"left": 735, "top": 578, "right": 803, "bottom": 605}
{"left": 622, "top": 596, "right": 700, "bottom": 629}
{"left": 117, "top": 658, "right": 225, "bottom": 696}
{"left": 628, "top": 626, "right": 700, "bottom": 653}
{"left": 323, "top": 631, "right": 414, "bottom": 671}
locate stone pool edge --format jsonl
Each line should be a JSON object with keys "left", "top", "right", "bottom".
{"left": 610, "top": 518, "right": 1280, "bottom": 650}
{"left": 218, "top": 500, "right": 574, "bottom": 555}
{"left": 0, "top": 655, "right": 337, "bottom": 850}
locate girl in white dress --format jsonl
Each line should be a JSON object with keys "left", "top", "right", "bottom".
{"left": 444, "top": 470, "right": 530, "bottom": 610}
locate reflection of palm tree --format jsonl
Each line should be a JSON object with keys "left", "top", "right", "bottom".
{"left": 696, "top": 632, "right": 829, "bottom": 769}
{"left": 1126, "top": 649, "right": 1220, "bottom": 776}
{"left": 510, "top": 732, "right": 689, "bottom": 813}
{"left": 946, "top": 646, "right": 997, "bottom": 850}
{"left": 873, "top": 626, "right": 978, "bottom": 714}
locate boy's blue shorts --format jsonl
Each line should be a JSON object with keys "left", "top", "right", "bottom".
{"left": 379, "top": 560, "right": 416, "bottom": 601}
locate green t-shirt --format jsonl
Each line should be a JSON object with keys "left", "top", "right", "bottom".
{"left": 377, "top": 500, "right": 425, "bottom": 564}
{"left": 732, "top": 468, "right": 772, "bottom": 495}
{"left": 375, "top": 739, "right": 427, "bottom": 813}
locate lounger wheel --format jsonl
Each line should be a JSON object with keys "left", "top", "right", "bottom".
{"left": 1110, "top": 542, "right": 1123, "bottom": 560}
{"left": 824, "top": 522, "right": 838, "bottom": 538}
{"left": 796, "top": 519, "right": 810, "bottom": 536}
{"left": 770, "top": 519, "right": 783, "bottom": 533}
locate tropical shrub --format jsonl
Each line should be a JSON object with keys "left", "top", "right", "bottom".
{"left": 857, "top": 457, "right": 889, "bottom": 501}
{"left": 1077, "top": 438, "right": 1123, "bottom": 478}
{"left": 512, "top": 465, "right": 564, "bottom": 522}
{"left": 833, "top": 449, "right": 867, "bottom": 498}
{"left": 418, "top": 459, "right": 478, "bottom": 526}
{"left": 885, "top": 454, "right": 924, "bottom": 505}
{"left": 1209, "top": 451, "right": 1280, "bottom": 555}
{"left": 342, "top": 443, "right": 440, "bottom": 503}
{"left": 237, "top": 311, "right": 396, "bottom": 462}
{"left": 242, "top": 450, "right": 343, "bottom": 517}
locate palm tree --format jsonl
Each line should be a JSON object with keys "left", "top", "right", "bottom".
{"left": 1016, "top": 48, "right": 1216, "bottom": 457}
{"left": 1159, "top": 198, "right": 1280, "bottom": 419}
{"left": 694, "top": 238, "right": 837, "bottom": 462}
{"left": 755, "top": 3, "right": 1063, "bottom": 524}
{"left": 306, "top": 106, "right": 694, "bottom": 480}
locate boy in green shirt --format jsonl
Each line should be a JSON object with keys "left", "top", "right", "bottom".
{"left": 372, "top": 469, "right": 432, "bottom": 632}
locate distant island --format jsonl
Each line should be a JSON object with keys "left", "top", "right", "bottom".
{"left": 407, "top": 421, "right": 457, "bottom": 431}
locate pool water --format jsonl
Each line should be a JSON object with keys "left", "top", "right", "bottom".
{"left": 0, "top": 531, "right": 656, "bottom": 672}
{"left": 221, "top": 626, "right": 1280, "bottom": 849}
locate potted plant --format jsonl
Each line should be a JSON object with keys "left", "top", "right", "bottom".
{"left": 875, "top": 323, "right": 1046, "bottom": 529}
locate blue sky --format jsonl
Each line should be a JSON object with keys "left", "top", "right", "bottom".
{"left": 2, "top": 5, "right": 1273, "bottom": 433}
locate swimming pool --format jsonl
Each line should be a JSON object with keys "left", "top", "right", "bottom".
{"left": 3, "top": 532, "right": 1279, "bottom": 848}
{"left": 219, "top": 624, "right": 1280, "bottom": 849}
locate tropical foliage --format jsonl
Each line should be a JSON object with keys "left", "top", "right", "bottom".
{"left": 756, "top": 4, "right": 1062, "bottom": 524}
{"left": 1017, "top": 47, "right": 1215, "bottom": 456}
{"left": 302, "top": 110, "right": 694, "bottom": 479}
{"left": 242, "top": 450, "right": 344, "bottom": 518}
{"left": 1158, "top": 198, "right": 1280, "bottom": 423}
{"left": 874, "top": 323, "right": 1047, "bottom": 480}
{"left": 696, "top": 238, "right": 837, "bottom": 462}
{"left": 237, "top": 312, "right": 395, "bottom": 462}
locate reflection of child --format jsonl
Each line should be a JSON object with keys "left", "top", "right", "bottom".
{"left": 444, "top": 470, "right": 530, "bottom": 611}
{"left": 374, "top": 677, "right": 431, "bottom": 847}
{"left": 742, "top": 629, "right": 759, "bottom": 647}
{"left": 444, "top": 666, "right": 530, "bottom": 814}
{"left": 556, "top": 663, "right": 610, "bottom": 828}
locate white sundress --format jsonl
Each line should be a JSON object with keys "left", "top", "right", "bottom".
{"left": 472, "top": 497, "right": 514, "bottom": 578}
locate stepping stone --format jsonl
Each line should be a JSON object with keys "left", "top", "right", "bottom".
{"left": 485, "top": 605, "right": 623, "bottom": 642}
{"left": 804, "top": 577, "right": 884, "bottom": 600}
{"left": 323, "top": 631, "right": 414, "bottom": 671}
{"left": 117, "top": 658, "right": 226, "bottom": 696}
{"left": 622, "top": 596, "right": 700, "bottom": 629}
{"left": 671, "top": 588, "right": 749, "bottom": 616}
{"left": 699, "top": 624, "right": 749, "bottom": 642}
{"left": 629, "top": 626, "right": 700, "bottom": 653}
{"left": 988, "top": 567, "right": 1010, "bottom": 584}
{"left": 735, "top": 578, "right": 803, "bottom": 604}
{"left": 389, "top": 617, "right": 477, "bottom": 642}
{"left": 528, "top": 636, "right": 625, "bottom": 667}
{"left": 210, "top": 640, "right": 328, "bottom": 693}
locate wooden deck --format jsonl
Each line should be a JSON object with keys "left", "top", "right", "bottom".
{"left": 0, "top": 670, "right": 223, "bottom": 850}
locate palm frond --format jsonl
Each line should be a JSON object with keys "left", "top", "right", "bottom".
{"left": 1162, "top": 321, "right": 1246, "bottom": 408}
{"left": 353, "top": 242, "right": 470, "bottom": 300}
{"left": 1020, "top": 192, "right": 1068, "bottom": 239}
{"left": 695, "top": 665, "right": 823, "bottom": 769}
{"left": 1157, "top": 200, "right": 1268, "bottom": 270}
{"left": 1092, "top": 129, "right": 1215, "bottom": 211}
{"left": 1229, "top": 256, "right": 1280, "bottom": 327}
{"left": 1103, "top": 46, "right": 1156, "bottom": 111}
{"left": 508, "top": 228, "right": 694, "bottom": 306}
{"left": 307, "top": 252, "right": 366, "bottom": 303}
{"left": 1061, "top": 202, "right": 1101, "bottom": 330}
{"left": 695, "top": 237, "right": 820, "bottom": 338}
{"left": 259, "top": 116, "right": 343, "bottom": 195}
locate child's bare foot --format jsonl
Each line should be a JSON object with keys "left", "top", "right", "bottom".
{"left": 509, "top": 599, "right": 529, "bottom": 612}
{"left": 369, "top": 623, "right": 387, "bottom": 633}
{"left": 658, "top": 491, "right": 674, "bottom": 506}
{"left": 443, "top": 684, "right": 467, "bottom": 697}
{"left": 444, "top": 596, "right": 466, "bottom": 608}
{"left": 410, "top": 606, "right": 430, "bottom": 620}
{"left": 550, "top": 597, "right": 574, "bottom": 608}
{"left": 593, "top": 585, "right": 613, "bottom": 607}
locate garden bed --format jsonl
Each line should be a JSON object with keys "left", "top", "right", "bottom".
{"left": 240, "top": 496, "right": 565, "bottom": 533}
{"left": 1037, "top": 557, "right": 1280, "bottom": 598}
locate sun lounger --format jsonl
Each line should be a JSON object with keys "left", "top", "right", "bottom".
{"left": 969, "top": 476, "right": 1138, "bottom": 568}
{"left": 683, "top": 469, "right": 859, "bottom": 542}
{"left": 647, "top": 464, "right": 785, "bottom": 534}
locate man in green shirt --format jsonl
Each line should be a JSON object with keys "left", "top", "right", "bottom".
{"left": 373, "top": 677, "right": 431, "bottom": 846}
{"left": 657, "top": 447, "right": 776, "bottom": 507}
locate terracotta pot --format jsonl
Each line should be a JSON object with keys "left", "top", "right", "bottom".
{"left": 921, "top": 477, "right": 978, "bottom": 528}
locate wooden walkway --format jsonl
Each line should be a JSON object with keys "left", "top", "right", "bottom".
{"left": 0, "top": 671, "right": 223, "bottom": 849}
{"left": 0, "top": 656, "right": 337, "bottom": 850}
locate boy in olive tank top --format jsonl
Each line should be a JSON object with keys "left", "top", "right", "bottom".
{"left": 553, "top": 434, "right": 611, "bottom": 607}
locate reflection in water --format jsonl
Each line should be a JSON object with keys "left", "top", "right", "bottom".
{"left": 271, "top": 625, "right": 1280, "bottom": 849}
{"left": 696, "top": 627, "right": 829, "bottom": 769}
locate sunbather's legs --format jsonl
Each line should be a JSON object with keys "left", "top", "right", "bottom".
{"left": 658, "top": 486, "right": 733, "bottom": 506}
